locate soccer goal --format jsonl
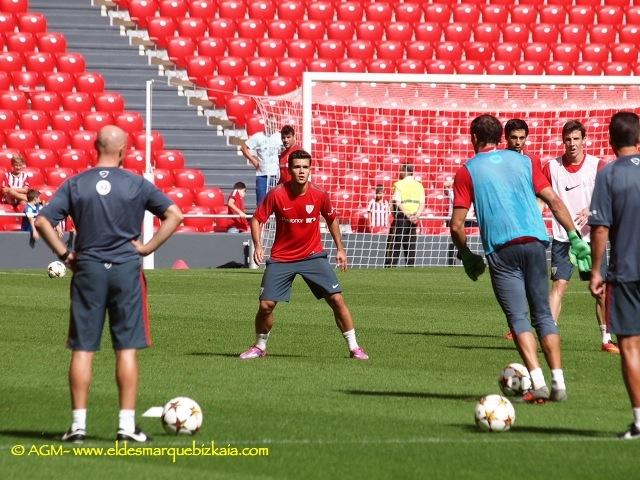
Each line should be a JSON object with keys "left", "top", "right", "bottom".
{"left": 254, "top": 73, "right": 640, "bottom": 268}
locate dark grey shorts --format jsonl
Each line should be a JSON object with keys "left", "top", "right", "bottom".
{"left": 606, "top": 281, "right": 640, "bottom": 336}
{"left": 260, "top": 253, "right": 341, "bottom": 302}
{"left": 68, "top": 259, "right": 151, "bottom": 351}
{"left": 550, "top": 239, "right": 607, "bottom": 281}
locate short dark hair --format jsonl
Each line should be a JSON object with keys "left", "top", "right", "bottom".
{"left": 400, "top": 163, "right": 414, "bottom": 175}
{"left": 27, "top": 189, "right": 40, "bottom": 202}
{"left": 288, "top": 149, "right": 312, "bottom": 168}
{"left": 375, "top": 184, "right": 384, "bottom": 192}
{"left": 233, "top": 181, "right": 246, "bottom": 190}
{"left": 471, "top": 115, "right": 503, "bottom": 146}
{"left": 504, "top": 119, "right": 529, "bottom": 138}
{"left": 609, "top": 112, "right": 640, "bottom": 150}
{"left": 280, "top": 125, "right": 295, "bottom": 136}
{"left": 562, "top": 120, "right": 586, "bottom": 139}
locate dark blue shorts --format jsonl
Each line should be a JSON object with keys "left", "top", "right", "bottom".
{"left": 68, "top": 259, "right": 151, "bottom": 351}
{"left": 606, "top": 281, "right": 640, "bottom": 336}
{"left": 550, "top": 239, "right": 607, "bottom": 281}
{"left": 260, "top": 253, "right": 342, "bottom": 302}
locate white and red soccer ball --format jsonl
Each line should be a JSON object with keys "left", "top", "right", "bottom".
{"left": 161, "top": 397, "right": 203, "bottom": 435}
{"left": 498, "top": 363, "right": 533, "bottom": 396}
{"left": 474, "top": 394, "right": 516, "bottom": 432}
{"left": 47, "top": 260, "right": 66, "bottom": 278}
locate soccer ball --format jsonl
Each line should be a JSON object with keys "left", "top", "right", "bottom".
{"left": 161, "top": 397, "right": 203, "bottom": 435}
{"left": 474, "top": 394, "right": 516, "bottom": 432}
{"left": 47, "top": 261, "right": 66, "bottom": 278}
{"left": 498, "top": 363, "right": 532, "bottom": 396}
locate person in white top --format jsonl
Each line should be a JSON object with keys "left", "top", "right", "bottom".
{"left": 240, "top": 130, "right": 282, "bottom": 206}
{"left": 543, "top": 120, "right": 619, "bottom": 354}
{"left": 366, "top": 185, "right": 390, "bottom": 232}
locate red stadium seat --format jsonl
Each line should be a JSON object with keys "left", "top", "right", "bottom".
{"left": 453, "top": 4, "right": 480, "bottom": 23}
{"left": 444, "top": 23, "right": 472, "bottom": 43}
{"left": 515, "top": 61, "right": 544, "bottom": 75}
{"left": 0, "top": 11, "right": 16, "bottom": 33}
{"left": 6, "top": 129, "right": 37, "bottom": 152}
{"left": 553, "top": 44, "right": 580, "bottom": 63}
{"left": 30, "top": 92, "right": 62, "bottom": 112}
{"left": 465, "top": 42, "right": 490, "bottom": 62}
{"left": 0, "top": 52, "right": 24, "bottom": 73}
{"left": 456, "top": 60, "right": 484, "bottom": 74}
{"left": 395, "top": 2, "right": 422, "bottom": 22}
{"left": 186, "top": 55, "right": 215, "bottom": 85}
{"left": 605, "top": 62, "right": 631, "bottom": 76}
{"left": 188, "top": 0, "right": 215, "bottom": 19}
{"left": 225, "top": 95, "right": 254, "bottom": 127}
{"left": 540, "top": 5, "right": 567, "bottom": 24}
{"left": 485, "top": 60, "right": 515, "bottom": 75}
{"left": 357, "top": 21, "right": 384, "bottom": 42}
{"left": 573, "top": 61, "right": 602, "bottom": 76}
{"left": 435, "top": 42, "right": 463, "bottom": 62}
{"left": 426, "top": 60, "right": 455, "bottom": 74}
{"left": 415, "top": 22, "right": 442, "bottom": 42}
{"left": 37, "top": 32, "right": 67, "bottom": 54}
{"left": 386, "top": 22, "right": 413, "bottom": 42}
{"left": 183, "top": 206, "right": 214, "bottom": 232}
{"left": 560, "top": 24, "right": 588, "bottom": 44}
{"left": 377, "top": 41, "right": 404, "bottom": 61}
{"left": 0, "top": 91, "right": 28, "bottom": 110}
{"left": 20, "top": 166, "right": 45, "bottom": 187}
{"left": 247, "top": 57, "right": 275, "bottom": 76}
{"left": 627, "top": 6, "right": 640, "bottom": 26}
{"left": 95, "top": 92, "right": 125, "bottom": 113}
{"left": 19, "top": 110, "right": 49, "bottom": 131}
{"left": 397, "top": 59, "right": 425, "bottom": 74}
{"left": 0, "top": 71, "right": 10, "bottom": 90}
{"left": 612, "top": 44, "right": 638, "bottom": 63}
{"left": 327, "top": 21, "right": 355, "bottom": 41}
{"left": 481, "top": 4, "right": 508, "bottom": 23}
{"left": 510, "top": 5, "right": 537, "bottom": 24}
{"left": 278, "top": 1, "right": 305, "bottom": 21}
{"left": 238, "top": 19, "right": 265, "bottom": 39}
{"left": 0, "top": 109, "right": 17, "bottom": 130}
{"left": 277, "top": 58, "right": 305, "bottom": 78}
{"left": 308, "top": 59, "right": 336, "bottom": 72}
{"left": 167, "top": 37, "right": 196, "bottom": 68}
{"left": 155, "top": 149, "right": 185, "bottom": 170}
{"left": 159, "top": 0, "right": 188, "bottom": 18}
{"left": 365, "top": 2, "right": 392, "bottom": 22}
{"left": 545, "top": 61, "right": 572, "bottom": 75}
{"left": 532, "top": 24, "right": 559, "bottom": 43}
{"left": 524, "top": 43, "right": 551, "bottom": 62}
{"left": 51, "top": 111, "right": 83, "bottom": 133}
{"left": 620, "top": 25, "right": 640, "bottom": 44}
{"left": 17, "top": 12, "right": 47, "bottom": 33}
{"left": 317, "top": 40, "right": 346, "bottom": 60}
{"left": 133, "top": 130, "right": 165, "bottom": 153}
{"left": 196, "top": 37, "right": 225, "bottom": 58}
{"left": 219, "top": 0, "right": 247, "bottom": 20}
{"left": 11, "top": 71, "right": 41, "bottom": 91}
{"left": 208, "top": 18, "right": 235, "bottom": 39}
{"left": 582, "top": 44, "right": 609, "bottom": 63}
{"left": 178, "top": 17, "right": 207, "bottom": 38}
{"left": 44, "top": 72, "right": 74, "bottom": 93}
{"left": 46, "top": 167, "right": 75, "bottom": 187}
{"left": 70, "top": 130, "right": 98, "bottom": 155}
{"left": 123, "top": 149, "right": 146, "bottom": 172}
{"left": 307, "top": 2, "right": 333, "bottom": 22}
{"left": 494, "top": 43, "right": 522, "bottom": 62}
{"left": 406, "top": 41, "right": 434, "bottom": 62}
{"left": 268, "top": 19, "right": 296, "bottom": 40}
{"left": 147, "top": 17, "right": 176, "bottom": 48}
{"left": 257, "top": 39, "right": 286, "bottom": 58}
{"left": 597, "top": 5, "right": 623, "bottom": 25}
{"left": 75, "top": 72, "right": 105, "bottom": 94}
{"left": 347, "top": 40, "right": 374, "bottom": 60}
{"left": 589, "top": 24, "right": 617, "bottom": 44}
{"left": 153, "top": 168, "right": 174, "bottom": 190}
{"left": 568, "top": 5, "right": 595, "bottom": 24}
{"left": 423, "top": 3, "right": 451, "bottom": 23}
{"left": 337, "top": 58, "right": 366, "bottom": 73}
{"left": 206, "top": 75, "right": 234, "bottom": 106}
{"left": 25, "top": 149, "right": 57, "bottom": 170}
{"left": 6, "top": 32, "right": 37, "bottom": 53}
{"left": 25, "top": 52, "right": 56, "bottom": 75}
{"left": 337, "top": 2, "right": 363, "bottom": 22}
{"left": 128, "top": 0, "right": 158, "bottom": 28}
{"left": 237, "top": 75, "right": 266, "bottom": 95}
{"left": 287, "top": 39, "right": 315, "bottom": 59}
{"left": 297, "top": 20, "right": 325, "bottom": 41}
{"left": 59, "top": 149, "right": 89, "bottom": 171}
{"left": 39, "top": 130, "right": 70, "bottom": 151}
{"left": 366, "top": 59, "right": 395, "bottom": 73}
{"left": 474, "top": 23, "right": 500, "bottom": 43}
{"left": 245, "top": 114, "right": 265, "bottom": 136}
{"left": 217, "top": 56, "right": 247, "bottom": 77}
{"left": 502, "top": 24, "right": 529, "bottom": 43}
{"left": 227, "top": 38, "right": 256, "bottom": 58}
{"left": 56, "top": 53, "right": 86, "bottom": 74}
{"left": 174, "top": 168, "right": 205, "bottom": 191}
{"left": 62, "top": 92, "right": 93, "bottom": 113}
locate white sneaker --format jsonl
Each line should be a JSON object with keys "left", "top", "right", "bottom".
{"left": 116, "top": 427, "right": 150, "bottom": 443}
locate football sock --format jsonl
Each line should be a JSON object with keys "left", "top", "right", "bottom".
{"left": 529, "top": 368, "right": 546, "bottom": 390}
{"left": 118, "top": 409, "right": 136, "bottom": 433}
{"left": 256, "top": 333, "right": 269, "bottom": 351}
{"left": 342, "top": 329, "right": 359, "bottom": 351}
{"left": 633, "top": 408, "right": 640, "bottom": 429}
{"left": 600, "top": 325, "right": 611, "bottom": 344}
{"left": 71, "top": 409, "right": 86, "bottom": 431}
{"left": 551, "top": 369, "right": 566, "bottom": 390}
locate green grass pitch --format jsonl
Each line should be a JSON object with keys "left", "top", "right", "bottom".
{"left": 0, "top": 267, "right": 637, "bottom": 479}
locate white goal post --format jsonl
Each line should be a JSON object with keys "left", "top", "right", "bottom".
{"left": 254, "top": 73, "right": 640, "bottom": 268}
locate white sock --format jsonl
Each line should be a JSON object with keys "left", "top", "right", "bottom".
{"left": 256, "top": 333, "right": 270, "bottom": 351}
{"left": 118, "top": 409, "right": 135, "bottom": 433}
{"left": 634, "top": 408, "right": 640, "bottom": 429}
{"left": 71, "top": 409, "right": 86, "bottom": 431}
{"left": 551, "top": 369, "right": 566, "bottom": 390}
{"left": 342, "top": 329, "right": 359, "bottom": 351}
{"left": 600, "top": 325, "right": 611, "bottom": 344}
{"left": 529, "top": 368, "right": 546, "bottom": 390}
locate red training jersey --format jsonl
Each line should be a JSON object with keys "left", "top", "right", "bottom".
{"left": 253, "top": 182, "right": 337, "bottom": 262}
{"left": 227, "top": 189, "right": 249, "bottom": 231}
{"left": 277, "top": 144, "right": 300, "bottom": 184}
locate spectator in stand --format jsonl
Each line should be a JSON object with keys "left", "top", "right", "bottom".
{"left": 227, "top": 181, "right": 250, "bottom": 233}
{"left": 2, "top": 154, "right": 29, "bottom": 207}
{"left": 384, "top": 164, "right": 425, "bottom": 267}
{"left": 240, "top": 130, "right": 281, "bottom": 206}
{"left": 277, "top": 125, "right": 300, "bottom": 185}
{"left": 21, "top": 188, "right": 41, "bottom": 247}
{"left": 366, "top": 185, "right": 390, "bottom": 233}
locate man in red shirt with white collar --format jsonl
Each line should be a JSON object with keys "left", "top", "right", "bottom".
{"left": 277, "top": 125, "right": 299, "bottom": 185}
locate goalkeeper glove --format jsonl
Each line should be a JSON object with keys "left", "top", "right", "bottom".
{"left": 568, "top": 230, "right": 592, "bottom": 273}
{"left": 458, "top": 249, "right": 486, "bottom": 281}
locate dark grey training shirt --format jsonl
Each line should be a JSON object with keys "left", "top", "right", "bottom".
{"left": 589, "top": 154, "right": 640, "bottom": 283}
{"left": 40, "top": 167, "right": 173, "bottom": 263}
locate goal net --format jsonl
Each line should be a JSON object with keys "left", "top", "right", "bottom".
{"left": 254, "top": 73, "right": 640, "bottom": 268}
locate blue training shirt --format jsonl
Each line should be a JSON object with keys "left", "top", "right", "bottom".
{"left": 465, "top": 149, "right": 549, "bottom": 255}
{"left": 589, "top": 154, "right": 640, "bottom": 283}
{"left": 39, "top": 167, "right": 173, "bottom": 263}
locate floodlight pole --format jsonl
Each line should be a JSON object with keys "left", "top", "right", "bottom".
{"left": 142, "top": 79, "right": 155, "bottom": 270}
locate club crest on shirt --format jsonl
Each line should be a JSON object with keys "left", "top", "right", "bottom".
{"left": 631, "top": 157, "right": 640, "bottom": 166}
{"left": 99, "top": 170, "right": 109, "bottom": 178}
{"left": 96, "top": 180, "right": 111, "bottom": 196}
{"left": 305, "top": 204, "right": 314, "bottom": 214}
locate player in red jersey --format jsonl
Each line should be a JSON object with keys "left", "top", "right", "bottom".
{"left": 240, "top": 149, "right": 369, "bottom": 360}
{"left": 277, "top": 125, "right": 300, "bottom": 185}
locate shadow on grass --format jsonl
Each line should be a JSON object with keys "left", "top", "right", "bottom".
{"left": 395, "top": 331, "right": 499, "bottom": 340}
{"left": 341, "top": 390, "right": 482, "bottom": 402}
{"left": 0, "top": 430, "right": 110, "bottom": 442}
{"left": 454, "top": 424, "right": 614, "bottom": 437}
{"left": 448, "top": 345, "right": 516, "bottom": 351}
{"left": 187, "top": 352, "right": 307, "bottom": 358}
